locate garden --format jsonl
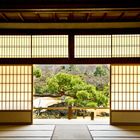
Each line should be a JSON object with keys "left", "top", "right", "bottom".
{"left": 33, "top": 64, "right": 110, "bottom": 119}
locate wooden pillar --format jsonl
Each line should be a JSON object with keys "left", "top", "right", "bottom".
{"left": 68, "top": 106, "right": 73, "bottom": 119}
{"left": 90, "top": 112, "right": 94, "bottom": 120}
{"left": 68, "top": 33, "right": 74, "bottom": 60}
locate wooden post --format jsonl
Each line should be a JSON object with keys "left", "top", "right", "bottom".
{"left": 68, "top": 106, "right": 73, "bottom": 119}
{"left": 91, "top": 112, "right": 94, "bottom": 120}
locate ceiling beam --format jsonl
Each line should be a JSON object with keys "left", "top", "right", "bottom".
{"left": 68, "top": 13, "right": 74, "bottom": 20}
{"left": 118, "top": 12, "right": 125, "bottom": 20}
{"left": 0, "top": 22, "right": 140, "bottom": 29}
{"left": 54, "top": 13, "right": 59, "bottom": 21}
{"left": 18, "top": 13, "right": 25, "bottom": 21}
{"left": 0, "top": 13, "right": 9, "bottom": 21}
{"left": 86, "top": 13, "right": 91, "bottom": 21}
{"left": 136, "top": 13, "right": 140, "bottom": 19}
{"left": 35, "top": 13, "right": 41, "bottom": 22}
{"left": 0, "top": 8, "right": 140, "bottom": 13}
{"left": 102, "top": 12, "right": 107, "bottom": 20}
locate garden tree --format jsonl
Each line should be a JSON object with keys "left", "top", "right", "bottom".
{"left": 95, "top": 91, "right": 109, "bottom": 107}
{"left": 102, "top": 84, "right": 110, "bottom": 97}
{"left": 47, "top": 72, "right": 108, "bottom": 107}
{"left": 35, "top": 85, "right": 46, "bottom": 94}
{"left": 94, "top": 66, "right": 107, "bottom": 77}
{"left": 33, "top": 67, "right": 42, "bottom": 78}
{"left": 33, "top": 66, "right": 46, "bottom": 95}
{"left": 94, "top": 66, "right": 108, "bottom": 90}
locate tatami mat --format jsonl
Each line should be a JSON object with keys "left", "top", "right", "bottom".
{"left": 94, "top": 138, "right": 140, "bottom": 140}
{"left": 0, "top": 138, "right": 51, "bottom": 140}
{"left": 0, "top": 125, "right": 55, "bottom": 131}
{"left": 0, "top": 124, "right": 55, "bottom": 140}
{"left": 88, "top": 125, "right": 140, "bottom": 131}
{"left": 88, "top": 125, "right": 140, "bottom": 139}
{"left": 52, "top": 124, "right": 92, "bottom": 140}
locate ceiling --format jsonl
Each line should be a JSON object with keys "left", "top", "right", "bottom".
{"left": 0, "top": 9, "right": 140, "bottom": 23}
{"left": 0, "top": 0, "right": 140, "bottom": 30}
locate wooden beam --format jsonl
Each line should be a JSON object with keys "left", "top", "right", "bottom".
{"left": 136, "top": 13, "right": 140, "bottom": 19}
{"left": 0, "top": 13, "right": 9, "bottom": 21}
{"left": 54, "top": 13, "right": 59, "bottom": 21}
{"left": 35, "top": 13, "right": 41, "bottom": 22}
{"left": 0, "top": 58, "right": 140, "bottom": 64}
{"left": 68, "top": 33, "right": 74, "bottom": 59}
{"left": 86, "top": 13, "right": 91, "bottom": 21}
{"left": 118, "top": 12, "right": 125, "bottom": 20}
{"left": 0, "top": 8, "right": 140, "bottom": 14}
{"left": 18, "top": 12, "right": 24, "bottom": 21}
{"left": 68, "top": 13, "right": 74, "bottom": 20}
{"left": 102, "top": 13, "right": 107, "bottom": 20}
{"left": 0, "top": 22, "right": 140, "bottom": 29}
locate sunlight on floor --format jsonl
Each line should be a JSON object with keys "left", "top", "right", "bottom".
{"left": 33, "top": 118, "right": 109, "bottom": 124}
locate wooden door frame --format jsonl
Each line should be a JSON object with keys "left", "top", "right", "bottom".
{"left": 0, "top": 30, "right": 139, "bottom": 124}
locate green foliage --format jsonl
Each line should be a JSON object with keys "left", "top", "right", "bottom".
{"left": 65, "top": 97, "right": 76, "bottom": 106}
{"left": 47, "top": 72, "right": 109, "bottom": 107}
{"left": 47, "top": 78, "right": 59, "bottom": 94}
{"left": 76, "top": 90, "right": 90, "bottom": 100}
{"left": 86, "top": 102, "right": 97, "bottom": 107}
{"left": 75, "top": 99, "right": 89, "bottom": 107}
{"left": 94, "top": 66, "right": 107, "bottom": 77}
{"left": 35, "top": 85, "right": 45, "bottom": 94}
{"left": 34, "top": 65, "right": 110, "bottom": 108}
{"left": 47, "top": 73, "right": 86, "bottom": 96}
{"left": 33, "top": 67, "right": 42, "bottom": 78}
{"left": 103, "top": 85, "right": 110, "bottom": 97}
{"left": 96, "top": 91, "right": 109, "bottom": 107}
{"left": 47, "top": 73, "right": 72, "bottom": 96}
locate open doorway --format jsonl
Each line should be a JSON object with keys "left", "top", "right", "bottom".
{"left": 33, "top": 64, "right": 110, "bottom": 121}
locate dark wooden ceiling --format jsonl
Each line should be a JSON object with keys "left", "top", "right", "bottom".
{"left": 0, "top": 9, "right": 140, "bottom": 23}
{"left": 0, "top": 0, "right": 139, "bottom": 30}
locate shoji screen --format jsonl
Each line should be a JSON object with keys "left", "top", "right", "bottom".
{"left": 75, "top": 35, "right": 111, "bottom": 58}
{"left": 32, "top": 35, "right": 68, "bottom": 58}
{"left": 0, "top": 65, "right": 33, "bottom": 124}
{"left": 0, "top": 35, "right": 31, "bottom": 58}
{"left": 112, "top": 35, "right": 140, "bottom": 57}
{"left": 111, "top": 65, "right": 140, "bottom": 124}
